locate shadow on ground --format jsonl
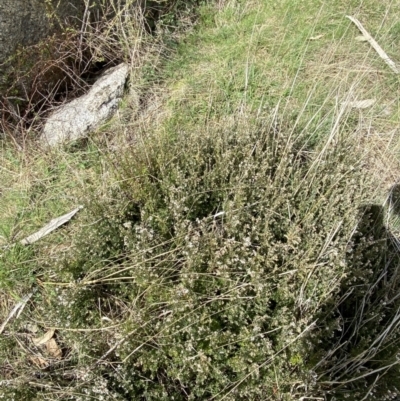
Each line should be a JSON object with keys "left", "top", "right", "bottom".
{"left": 310, "top": 200, "right": 400, "bottom": 399}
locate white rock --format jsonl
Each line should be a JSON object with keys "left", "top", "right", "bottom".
{"left": 41, "top": 63, "right": 129, "bottom": 146}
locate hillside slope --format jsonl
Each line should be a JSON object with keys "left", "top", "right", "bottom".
{"left": 1, "top": 0, "right": 400, "bottom": 399}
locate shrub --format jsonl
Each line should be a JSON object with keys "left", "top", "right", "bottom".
{"left": 52, "top": 107, "right": 382, "bottom": 400}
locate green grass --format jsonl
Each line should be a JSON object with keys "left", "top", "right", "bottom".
{"left": 159, "top": 0, "right": 400, "bottom": 195}
{"left": 1, "top": 0, "right": 400, "bottom": 400}
{"left": 0, "top": 144, "right": 102, "bottom": 289}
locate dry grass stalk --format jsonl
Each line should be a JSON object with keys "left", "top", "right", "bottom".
{"left": 347, "top": 15, "right": 400, "bottom": 74}
{"left": 0, "top": 292, "right": 34, "bottom": 334}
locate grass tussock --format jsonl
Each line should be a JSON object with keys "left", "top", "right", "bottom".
{"left": 1, "top": 0, "right": 400, "bottom": 400}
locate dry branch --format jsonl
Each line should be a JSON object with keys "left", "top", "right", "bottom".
{"left": 20, "top": 206, "right": 83, "bottom": 245}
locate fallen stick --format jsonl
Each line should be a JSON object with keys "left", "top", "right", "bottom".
{"left": 346, "top": 15, "right": 400, "bottom": 74}
{"left": 20, "top": 206, "right": 83, "bottom": 245}
{"left": 0, "top": 206, "right": 83, "bottom": 257}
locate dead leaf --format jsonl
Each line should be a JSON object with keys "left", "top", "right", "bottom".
{"left": 355, "top": 35, "right": 368, "bottom": 42}
{"left": 25, "top": 323, "right": 39, "bottom": 334}
{"left": 341, "top": 99, "right": 376, "bottom": 109}
{"left": 46, "top": 338, "right": 62, "bottom": 359}
{"left": 30, "top": 356, "right": 48, "bottom": 368}
{"left": 309, "top": 34, "right": 324, "bottom": 41}
{"left": 33, "top": 328, "right": 55, "bottom": 346}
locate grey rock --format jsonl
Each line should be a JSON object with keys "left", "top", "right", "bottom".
{"left": 0, "top": 0, "right": 91, "bottom": 67}
{"left": 41, "top": 63, "right": 129, "bottom": 147}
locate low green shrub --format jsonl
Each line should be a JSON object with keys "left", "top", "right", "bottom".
{"left": 43, "top": 107, "right": 397, "bottom": 400}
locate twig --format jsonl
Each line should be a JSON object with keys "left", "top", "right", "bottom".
{"left": 95, "top": 337, "right": 126, "bottom": 365}
{"left": 0, "top": 206, "right": 83, "bottom": 256}
{"left": 346, "top": 16, "right": 399, "bottom": 74}
{"left": 20, "top": 206, "right": 83, "bottom": 245}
